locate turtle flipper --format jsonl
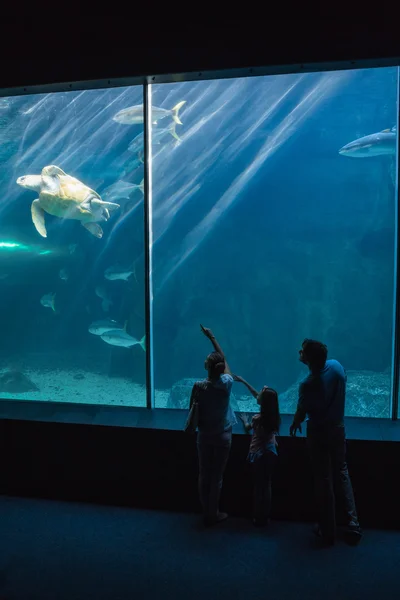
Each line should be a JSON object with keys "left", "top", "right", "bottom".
{"left": 101, "top": 201, "right": 120, "bottom": 213}
{"left": 31, "top": 199, "right": 47, "bottom": 238}
{"left": 90, "top": 199, "right": 120, "bottom": 214}
{"left": 82, "top": 222, "right": 103, "bottom": 238}
{"left": 41, "top": 166, "right": 64, "bottom": 194}
{"left": 83, "top": 198, "right": 120, "bottom": 222}
{"left": 42, "top": 165, "right": 67, "bottom": 177}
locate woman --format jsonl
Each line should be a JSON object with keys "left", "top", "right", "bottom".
{"left": 234, "top": 376, "right": 280, "bottom": 526}
{"left": 189, "top": 324, "right": 236, "bottom": 526}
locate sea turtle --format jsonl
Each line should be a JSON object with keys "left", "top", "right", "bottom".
{"left": 16, "top": 165, "right": 120, "bottom": 239}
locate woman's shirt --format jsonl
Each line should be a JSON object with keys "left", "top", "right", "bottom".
{"left": 248, "top": 414, "right": 277, "bottom": 456}
{"left": 192, "top": 374, "right": 236, "bottom": 441}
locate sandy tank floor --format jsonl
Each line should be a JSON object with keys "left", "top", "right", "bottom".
{"left": 0, "top": 367, "right": 171, "bottom": 408}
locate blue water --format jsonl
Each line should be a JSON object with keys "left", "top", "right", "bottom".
{"left": 0, "top": 67, "right": 397, "bottom": 416}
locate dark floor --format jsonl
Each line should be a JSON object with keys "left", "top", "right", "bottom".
{"left": 0, "top": 496, "right": 399, "bottom": 600}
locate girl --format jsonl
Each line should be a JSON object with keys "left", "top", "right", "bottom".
{"left": 234, "top": 375, "right": 280, "bottom": 526}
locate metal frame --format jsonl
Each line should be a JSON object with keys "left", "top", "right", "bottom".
{"left": 1, "top": 57, "right": 400, "bottom": 99}
{"left": 390, "top": 67, "right": 400, "bottom": 420}
{"left": 143, "top": 83, "right": 154, "bottom": 410}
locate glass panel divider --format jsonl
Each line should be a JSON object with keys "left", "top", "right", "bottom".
{"left": 390, "top": 67, "right": 400, "bottom": 420}
{"left": 143, "top": 82, "right": 155, "bottom": 410}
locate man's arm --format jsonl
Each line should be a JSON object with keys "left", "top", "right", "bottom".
{"left": 290, "top": 383, "right": 307, "bottom": 436}
{"left": 200, "top": 325, "right": 232, "bottom": 375}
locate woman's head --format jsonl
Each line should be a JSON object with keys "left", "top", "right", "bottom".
{"left": 257, "top": 386, "right": 280, "bottom": 433}
{"left": 205, "top": 351, "right": 225, "bottom": 379}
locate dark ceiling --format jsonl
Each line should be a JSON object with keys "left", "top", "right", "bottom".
{"left": 2, "top": 22, "right": 400, "bottom": 89}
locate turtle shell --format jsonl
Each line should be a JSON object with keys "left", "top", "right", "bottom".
{"left": 39, "top": 165, "right": 101, "bottom": 221}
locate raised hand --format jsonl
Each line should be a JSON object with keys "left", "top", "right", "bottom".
{"left": 200, "top": 324, "right": 214, "bottom": 339}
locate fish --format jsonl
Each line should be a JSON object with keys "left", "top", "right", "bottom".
{"left": 100, "top": 330, "right": 146, "bottom": 350}
{"left": 102, "top": 179, "right": 144, "bottom": 203}
{"left": 88, "top": 319, "right": 124, "bottom": 336}
{"left": 104, "top": 154, "right": 142, "bottom": 180}
{"left": 121, "top": 156, "right": 143, "bottom": 176}
{"left": 68, "top": 243, "right": 78, "bottom": 255}
{"left": 113, "top": 101, "right": 186, "bottom": 126}
{"left": 59, "top": 268, "right": 69, "bottom": 281}
{"left": 0, "top": 369, "right": 39, "bottom": 393}
{"left": 339, "top": 127, "right": 396, "bottom": 157}
{"left": 128, "top": 133, "right": 144, "bottom": 155}
{"left": 153, "top": 121, "right": 182, "bottom": 144}
{"left": 131, "top": 180, "right": 144, "bottom": 195}
{"left": 95, "top": 286, "right": 112, "bottom": 312}
{"left": 104, "top": 265, "right": 135, "bottom": 281}
{"left": 102, "top": 180, "right": 140, "bottom": 202}
{"left": 128, "top": 122, "right": 182, "bottom": 154}
{"left": 40, "top": 292, "right": 56, "bottom": 312}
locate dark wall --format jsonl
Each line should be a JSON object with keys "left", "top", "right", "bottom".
{"left": 1, "top": 419, "right": 399, "bottom": 529}
{"left": 2, "top": 23, "right": 400, "bottom": 90}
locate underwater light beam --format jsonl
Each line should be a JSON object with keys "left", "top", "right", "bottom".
{"left": 18, "top": 88, "right": 136, "bottom": 172}
{"left": 160, "top": 72, "right": 351, "bottom": 288}
{"left": 224, "top": 77, "right": 302, "bottom": 160}
{"left": 92, "top": 196, "right": 145, "bottom": 271}
{"left": 152, "top": 78, "right": 300, "bottom": 244}
{"left": 152, "top": 94, "right": 250, "bottom": 239}
{"left": 152, "top": 78, "right": 297, "bottom": 245}
{"left": 21, "top": 94, "right": 50, "bottom": 117}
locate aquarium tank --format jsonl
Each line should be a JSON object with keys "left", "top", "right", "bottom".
{"left": 0, "top": 65, "right": 397, "bottom": 419}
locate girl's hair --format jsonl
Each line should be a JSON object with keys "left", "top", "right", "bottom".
{"left": 207, "top": 351, "right": 226, "bottom": 379}
{"left": 258, "top": 387, "right": 281, "bottom": 433}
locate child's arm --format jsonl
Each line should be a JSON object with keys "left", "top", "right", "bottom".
{"left": 232, "top": 375, "right": 259, "bottom": 399}
{"left": 239, "top": 412, "right": 253, "bottom": 434}
{"left": 200, "top": 324, "right": 232, "bottom": 375}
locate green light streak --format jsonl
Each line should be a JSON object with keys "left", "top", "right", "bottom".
{"left": 0, "top": 241, "right": 53, "bottom": 256}
{"left": 0, "top": 241, "right": 30, "bottom": 251}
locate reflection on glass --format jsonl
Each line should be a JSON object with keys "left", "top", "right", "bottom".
{"left": 151, "top": 68, "right": 397, "bottom": 418}
{"left": 0, "top": 86, "right": 146, "bottom": 406}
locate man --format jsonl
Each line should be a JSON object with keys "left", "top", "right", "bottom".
{"left": 290, "top": 339, "right": 362, "bottom": 546}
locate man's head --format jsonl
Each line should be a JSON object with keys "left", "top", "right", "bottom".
{"left": 299, "top": 339, "right": 328, "bottom": 372}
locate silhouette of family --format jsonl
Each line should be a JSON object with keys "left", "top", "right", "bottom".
{"left": 185, "top": 324, "right": 362, "bottom": 546}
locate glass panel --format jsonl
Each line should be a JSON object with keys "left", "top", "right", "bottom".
{"left": 150, "top": 68, "right": 397, "bottom": 418}
{"left": 0, "top": 86, "right": 146, "bottom": 407}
